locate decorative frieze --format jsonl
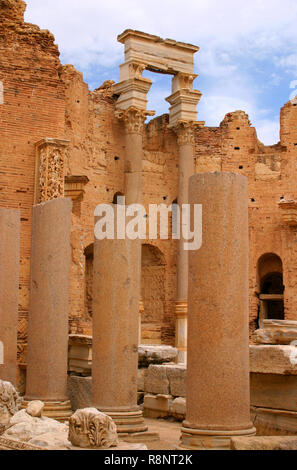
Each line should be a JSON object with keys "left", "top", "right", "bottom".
{"left": 34, "top": 138, "right": 69, "bottom": 204}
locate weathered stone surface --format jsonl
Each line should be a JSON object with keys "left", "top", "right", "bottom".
{"left": 69, "top": 408, "right": 119, "bottom": 449}
{"left": 251, "top": 373, "right": 297, "bottom": 411}
{"left": 138, "top": 369, "right": 146, "bottom": 392}
{"left": 26, "top": 401, "right": 44, "bottom": 418}
{"left": 144, "top": 365, "right": 170, "bottom": 395}
{"left": 250, "top": 345, "right": 297, "bottom": 375}
{"left": 143, "top": 394, "right": 171, "bottom": 419}
{"left": 166, "top": 365, "right": 186, "bottom": 397}
{"left": 255, "top": 320, "right": 297, "bottom": 345}
{"left": 251, "top": 407, "right": 297, "bottom": 436}
{"left": 67, "top": 376, "right": 92, "bottom": 411}
{"left": 4, "top": 409, "right": 68, "bottom": 444}
{"left": 0, "top": 380, "right": 22, "bottom": 427}
{"left": 68, "top": 335, "right": 92, "bottom": 375}
{"left": 231, "top": 436, "right": 297, "bottom": 450}
{"left": 138, "top": 345, "right": 178, "bottom": 367}
{"left": 169, "top": 397, "right": 186, "bottom": 421}
{"left": 28, "top": 431, "right": 72, "bottom": 450}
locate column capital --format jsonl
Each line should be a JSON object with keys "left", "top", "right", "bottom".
{"left": 171, "top": 120, "right": 203, "bottom": 146}
{"left": 115, "top": 106, "right": 155, "bottom": 134}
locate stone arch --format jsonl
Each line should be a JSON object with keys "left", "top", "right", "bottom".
{"left": 141, "top": 243, "right": 166, "bottom": 345}
{"left": 84, "top": 243, "right": 94, "bottom": 318}
{"left": 257, "top": 253, "right": 284, "bottom": 323}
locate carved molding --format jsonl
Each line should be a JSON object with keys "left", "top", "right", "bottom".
{"left": 115, "top": 106, "right": 154, "bottom": 134}
{"left": 34, "top": 138, "right": 70, "bottom": 204}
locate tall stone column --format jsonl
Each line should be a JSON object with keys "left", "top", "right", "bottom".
{"left": 25, "top": 198, "right": 72, "bottom": 421}
{"left": 174, "top": 121, "right": 197, "bottom": 364}
{"left": 0, "top": 208, "right": 20, "bottom": 386}
{"left": 92, "top": 107, "right": 150, "bottom": 434}
{"left": 179, "top": 172, "right": 256, "bottom": 449}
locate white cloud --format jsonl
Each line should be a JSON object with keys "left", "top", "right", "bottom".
{"left": 23, "top": 0, "right": 297, "bottom": 145}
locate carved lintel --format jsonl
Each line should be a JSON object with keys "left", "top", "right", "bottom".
{"left": 171, "top": 120, "right": 203, "bottom": 146}
{"left": 34, "top": 138, "right": 70, "bottom": 204}
{"left": 115, "top": 106, "right": 155, "bottom": 134}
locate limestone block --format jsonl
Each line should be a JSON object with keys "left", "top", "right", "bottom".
{"left": 255, "top": 320, "right": 297, "bottom": 345}
{"left": 169, "top": 397, "right": 186, "bottom": 421}
{"left": 166, "top": 364, "right": 187, "bottom": 397}
{"left": 137, "top": 368, "right": 146, "bottom": 392}
{"left": 68, "top": 334, "right": 92, "bottom": 375}
{"left": 4, "top": 409, "right": 68, "bottom": 443}
{"left": 143, "top": 394, "right": 171, "bottom": 419}
{"left": 138, "top": 345, "right": 178, "bottom": 367}
{"left": 26, "top": 401, "right": 44, "bottom": 418}
{"left": 28, "top": 431, "right": 72, "bottom": 450}
{"left": 251, "top": 407, "right": 297, "bottom": 436}
{"left": 0, "top": 380, "right": 22, "bottom": 427}
{"left": 144, "top": 365, "right": 170, "bottom": 395}
{"left": 250, "top": 345, "right": 297, "bottom": 375}
{"left": 69, "top": 408, "right": 119, "bottom": 449}
{"left": 67, "top": 376, "right": 92, "bottom": 411}
{"left": 231, "top": 436, "right": 297, "bottom": 450}
{"left": 251, "top": 373, "right": 297, "bottom": 411}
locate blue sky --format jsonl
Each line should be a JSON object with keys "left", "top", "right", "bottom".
{"left": 24, "top": 0, "right": 297, "bottom": 145}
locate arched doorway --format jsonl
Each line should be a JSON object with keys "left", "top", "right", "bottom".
{"left": 257, "top": 253, "right": 284, "bottom": 325}
{"left": 141, "top": 244, "right": 166, "bottom": 345}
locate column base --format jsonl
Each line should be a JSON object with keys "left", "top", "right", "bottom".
{"left": 179, "top": 424, "right": 257, "bottom": 450}
{"left": 22, "top": 400, "right": 73, "bottom": 422}
{"left": 99, "top": 408, "right": 148, "bottom": 435}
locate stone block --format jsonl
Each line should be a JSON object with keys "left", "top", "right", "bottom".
{"left": 255, "top": 320, "right": 297, "bottom": 345}
{"left": 137, "top": 368, "right": 146, "bottom": 392}
{"left": 166, "top": 364, "right": 186, "bottom": 397}
{"left": 169, "top": 397, "right": 186, "bottom": 421}
{"left": 138, "top": 345, "right": 178, "bottom": 367}
{"left": 251, "top": 406, "right": 297, "bottom": 436}
{"left": 144, "top": 365, "right": 170, "bottom": 395}
{"left": 231, "top": 436, "right": 297, "bottom": 450}
{"left": 250, "top": 345, "right": 297, "bottom": 375}
{"left": 67, "top": 376, "right": 92, "bottom": 411}
{"left": 251, "top": 373, "right": 297, "bottom": 411}
{"left": 143, "top": 394, "right": 171, "bottom": 419}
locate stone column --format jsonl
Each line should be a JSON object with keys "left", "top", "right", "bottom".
{"left": 92, "top": 107, "right": 150, "bottom": 434}
{"left": 25, "top": 198, "right": 72, "bottom": 421}
{"left": 0, "top": 208, "right": 20, "bottom": 386}
{"left": 174, "top": 121, "right": 197, "bottom": 364}
{"left": 179, "top": 172, "right": 256, "bottom": 450}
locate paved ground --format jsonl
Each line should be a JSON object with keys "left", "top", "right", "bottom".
{"left": 141, "top": 418, "right": 182, "bottom": 450}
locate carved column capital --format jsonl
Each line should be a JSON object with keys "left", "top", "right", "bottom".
{"left": 34, "top": 138, "right": 69, "bottom": 204}
{"left": 172, "top": 120, "right": 200, "bottom": 146}
{"left": 115, "top": 106, "right": 155, "bottom": 134}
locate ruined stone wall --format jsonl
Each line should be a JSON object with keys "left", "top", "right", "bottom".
{"left": 195, "top": 106, "right": 297, "bottom": 335}
{"left": 0, "top": 0, "right": 296, "bottom": 364}
{"left": 0, "top": 0, "right": 66, "bottom": 363}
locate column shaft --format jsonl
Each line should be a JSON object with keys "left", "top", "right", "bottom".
{"left": 180, "top": 172, "right": 255, "bottom": 449}
{"left": 175, "top": 123, "right": 196, "bottom": 363}
{"left": 92, "top": 108, "right": 148, "bottom": 434}
{"left": 0, "top": 208, "right": 20, "bottom": 386}
{"left": 25, "top": 198, "right": 72, "bottom": 420}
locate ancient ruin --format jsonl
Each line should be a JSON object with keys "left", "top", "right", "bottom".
{"left": 1, "top": 0, "right": 297, "bottom": 451}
